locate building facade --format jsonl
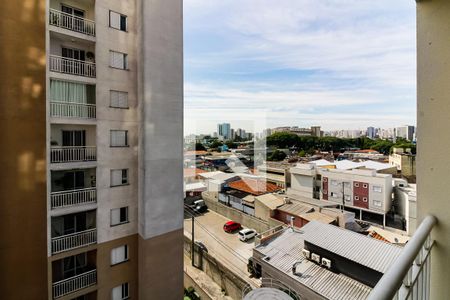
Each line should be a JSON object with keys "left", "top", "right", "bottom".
{"left": 320, "top": 169, "right": 392, "bottom": 221}
{"left": 1, "top": 1, "right": 183, "bottom": 299}
{"left": 217, "top": 123, "right": 231, "bottom": 140}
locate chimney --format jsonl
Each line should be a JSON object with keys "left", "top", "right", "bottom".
{"left": 284, "top": 197, "right": 291, "bottom": 204}
{"left": 290, "top": 216, "right": 295, "bottom": 228}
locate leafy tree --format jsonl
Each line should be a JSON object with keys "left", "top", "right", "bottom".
{"left": 268, "top": 150, "right": 287, "bottom": 161}
{"left": 298, "top": 150, "right": 306, "bottom": 157}
{"left": 195, "top": 143, "right": 206, "bottom": 151}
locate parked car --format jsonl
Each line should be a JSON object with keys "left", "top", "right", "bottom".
{"left": 238, "top": 228, "right": 257, "bottom": 242}
{"left": 194, "top": 241, "right": 208, "bottom": 253}
{"left": 223, "top": 221, "right": 241, "bottom": 233}
{"left": 192, "top": 200, "right": 208, "bottom": 213}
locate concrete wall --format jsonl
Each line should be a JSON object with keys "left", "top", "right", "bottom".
{"left": 183, "top": 236, "right": 247, "bottom": 300}
{"left": 0, "top": 0, "right": 48, "bottom": 298}
{"left": 203, "top": 193, "right": 272, "bottom": 233}
{"left": 137, "top": 0, "right": 184, "bottom": 298}
{"left": 417, "top": 1, "right": 450, "bottom": 298}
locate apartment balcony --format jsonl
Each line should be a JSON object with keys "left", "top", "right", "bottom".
{"left": 51, "top": 228, "right": 97, "bottom": 254}
{"left": 53, "top": 269, "right": 97, "bottom": 299}
{"left": 51, "top": 187, "right": 96, "bottom": 209}
{"left": 50, "top": 146, "right": 96, "bottom": 163}
{"left": 50, "top": 55, "right": 96, "bottom": 78}
{"left": 51, "top": 102, "right": 96, "bottom": 119}
{"left": 49, "top": 8, "right": 95, "bottom": 37}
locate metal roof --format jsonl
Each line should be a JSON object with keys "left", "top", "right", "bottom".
{"left": 255, "top": 228, "right": 372, "bottom": 300}
{"left": 302, "top": 221, "right": 403, "bottom": 273}
{"left": 277, "top": 201, "right": 314, "bottom": 216}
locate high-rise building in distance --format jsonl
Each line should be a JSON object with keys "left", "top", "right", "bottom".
{"left": 217, "top": 123, "right": 231, "bottom": 140}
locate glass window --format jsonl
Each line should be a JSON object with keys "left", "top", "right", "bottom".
{"left": 373, "top": 186, "right": 383, "bottom": 193}
{"left": 111, "top": 207, "right": 129, "bottom": 226}
{"left": 110, "top": 11, "right": 127, "bottom": 31}
{"left": 110, "top": 130, "right": 128, "bottom": 147}
{"left": 110, "top": 91, "right": 128, "bottom": 108}
{"left": 111, "top": 245, "right": 129, "bottom": 265}
{"left": 112, "top": 283, "right": 129, "bottom": 300}
{"left": 110, "top": 51, "right": 128, "bottom": 69}
{"left": 111, "top": 169, "right": 129, "bottom": 186}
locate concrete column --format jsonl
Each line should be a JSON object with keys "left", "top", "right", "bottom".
{"left": 417, "top": 0, "right": 450, "bottom": 298}
{"left": 137, "top": 0, "right": 184, "bottom": 299}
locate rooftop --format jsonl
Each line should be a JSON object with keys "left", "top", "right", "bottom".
{"left": 254, "top": 225, "right": 373, "bottom": 300}
{"left": 228, "top": 178, "right": 281, "bottom": 196}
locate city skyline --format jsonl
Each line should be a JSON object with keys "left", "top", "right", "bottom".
{"left": 184, "top": 0, "right": 416, "bottom": 135}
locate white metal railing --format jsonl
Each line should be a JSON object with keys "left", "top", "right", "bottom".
{"left": 49, "top": 55, "right": 96, "bottom": 78}
{"left": 51, "top": 187, "right": 96, "bottom": 209}
{"left": 53, "top": 269, "right": 97, "bottom": 299}
{"left": 50, "top": 146, "right": 96, "bottom": 163}
{"left": 49, "top": 8, "right": 95, "bottom": 36}
{"left": 242, "top": 278, "right": 300, "bottom": 300}
{"left": 51, "top": 229, "right": 97, "bottom": 254}
{"left": 367, "top": 215, "right": 437, "bottom": 300}
{"left": 50, "top": 102, "right": 96, "bottom": 119}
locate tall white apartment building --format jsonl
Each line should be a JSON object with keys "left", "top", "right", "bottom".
{"left": 1, "top": 1, "right": 183, "bottom": 299}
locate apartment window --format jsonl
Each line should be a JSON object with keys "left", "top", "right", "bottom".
{"left": 111, "top": 207, "right": 129, "bottom": 226}
{"left": 110, "top": 130, "right": 128, "bottom": 147}
{"left": 354, "top": 196, "right": 360, "bottom": 201}
{"left": 373, "top": 186, "right": 383, "bottom": 193}
{"left": 363, "top": 183, "right": 368, "bottom": 189}
{"left": 111, "top": 245, "right": 129, "bottom": 265}
{"left": 373, "top": 200, "right": 382, "bottom": 207}
{"left": 110, "top": 51, "right": 128, "bottom": 69}
{"left": 363, "top": 197, "right": 368, "bottom": 202}
{"left": 110, "top": 90, "right": 128, "bottom": 108}
{"left": 112, "top": 283, "right": 129, "bottom": 300}
{"left": 109, "top": 11, "right": 127, "bottom": 31}
{"left": 354, "top": 182, "right": 360, "bottom": 187}
{"left": 111, "top": 169, "right": 129, "bottom": 186}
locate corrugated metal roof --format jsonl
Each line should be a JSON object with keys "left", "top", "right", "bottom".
{"left": 277, "top": 201, "right": 314, "bottom": 216}
{"left": 302, "top": 221, "right": 403, "bottom": 273}
{"left": 255, "top": 229, "right": 372, "bottom": 300}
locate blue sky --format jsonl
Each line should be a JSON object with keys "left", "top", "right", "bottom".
{"left": 184, "top": 0, "right": 416, "bottom": 135}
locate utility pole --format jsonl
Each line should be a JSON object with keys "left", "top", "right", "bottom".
{"left": 191, "top": 214, "right": 195, "bottom": 266}
{"left": 342, "top": 182, "right": 345, "bottom": 212}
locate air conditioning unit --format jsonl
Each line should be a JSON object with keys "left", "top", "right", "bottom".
{"left": 302, "top": 248, "right": 310, "bottom": 259}
{"left": 321, "top": 257, "right": 332, "bottom": 269}
{"left": 311, "top": 253, "right": 321, "bottom": 264}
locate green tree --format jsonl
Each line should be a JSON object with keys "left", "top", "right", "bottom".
{"left": 268, "top": 150, "right": 287, "bottom": 161}
{"left": 195, "top": 143, "right": 206, "bottom": 151}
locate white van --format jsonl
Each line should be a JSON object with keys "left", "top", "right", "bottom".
{"left": 238, "top": 228, "right": 257, "bottom": 242}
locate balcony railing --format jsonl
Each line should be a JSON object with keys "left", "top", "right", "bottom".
{"left": 51, "top": 102, "right": 96, "bottom": 119}
{"left": 50, "top": 146, "right": 97, "bottom": 163}
{"left": 51, "top": 229, "right": 97, "bottom": 254}
{"left": 53, "top": 269, "right": 97, "bottom": 299}
{"left": 49, "top": 55, "right": 96, "bottom": 78}
{"left": 51, "top": 187, "right": 97, "bottom": 209}
{"left": 367, "top": 215, "right": 437, "bottom": 300}
{"left": 49, "top": 8, "right": 95, "bottom": 36}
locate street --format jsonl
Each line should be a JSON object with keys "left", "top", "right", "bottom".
{"left": 184, "top": 210, "right": 260, "bottom": 286}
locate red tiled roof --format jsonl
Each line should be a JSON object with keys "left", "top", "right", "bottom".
{"left": 228, "top": 179, "right": 281, "bottom": 196}
{"left": 184, "top": 168, "right": 207, "bottom": 178}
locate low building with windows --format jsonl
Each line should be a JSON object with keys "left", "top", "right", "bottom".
{"left": 247, "top": 221, "right": 403, "bottom": 300}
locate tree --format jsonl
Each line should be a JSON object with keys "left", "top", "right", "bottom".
{"left": 268, "top": 150, "right": 287, "bottom": 161}
{"left": 195, "top": 143, "right": 206, "bottom": 151}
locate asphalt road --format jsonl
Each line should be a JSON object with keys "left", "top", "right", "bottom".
{"left": 184, "top": 210, "right": 260, "bottom": 286}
